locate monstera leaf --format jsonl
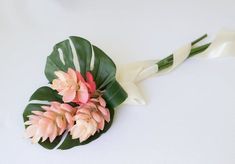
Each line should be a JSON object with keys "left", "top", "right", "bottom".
{"left": 23, "top": 37, "right": 127, "bottom": 150}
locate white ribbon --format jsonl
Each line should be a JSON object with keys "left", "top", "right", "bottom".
{"left": 196, "top": 30, "right": 235, "bottom": 59}
{"left": 117, "top": 30, "right": 235, "bottom": 105}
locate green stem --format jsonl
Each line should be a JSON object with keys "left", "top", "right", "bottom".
{"left": 156, "top": 34, "right": 211, "bottom": 71}
{"left": 191, "top": 34, "right": 207, "bottom": 46}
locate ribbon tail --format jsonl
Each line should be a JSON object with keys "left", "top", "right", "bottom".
{"left": 196, "top": 29, "right": 235, "bottom": 58}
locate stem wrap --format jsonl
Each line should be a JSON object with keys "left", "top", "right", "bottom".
{"left": 117, "top": 30, "right": 235, "bottom": 105}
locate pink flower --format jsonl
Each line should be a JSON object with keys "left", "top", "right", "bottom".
{"left": 52, "top": 68, "right": 96, "bottom": 104}
{"left": 24, "top": 102, "right": 76, "bottom": 143}
{"left": 70, "top": 96, "right": 110, "bottom": 142}
{"left": 85, "top": 72, "right": 96, "bottom": 95}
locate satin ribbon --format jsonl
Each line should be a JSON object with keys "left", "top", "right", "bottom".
{"left": 117, "top": 30, "right": 235, "bottom": 105}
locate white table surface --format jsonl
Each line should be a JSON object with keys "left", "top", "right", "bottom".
{"left": 0, "top": 0, "right": 235, "bottom": 164}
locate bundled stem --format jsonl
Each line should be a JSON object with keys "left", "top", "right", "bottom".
{"left": 156, "top": 34, "right": 211, "bottom": 71}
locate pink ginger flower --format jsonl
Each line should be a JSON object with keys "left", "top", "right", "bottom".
{"left": 51, "top": 68, "right": 96, "bottom": 104}
{"left": 70, "top": 96, "right": 110, "bottom": 142}
{"left": 25, "top": 102, "right": 76, "bottom": 143}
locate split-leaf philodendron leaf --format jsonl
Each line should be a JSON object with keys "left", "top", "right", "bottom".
{"left": 23, "top": 37, "right": 127, "bottom": 150}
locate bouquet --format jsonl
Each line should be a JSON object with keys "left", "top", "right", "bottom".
{"left": 23, "top": 30, "right": 235, "bottom": 149}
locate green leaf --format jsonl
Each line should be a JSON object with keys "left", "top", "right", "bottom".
{"left": 58, "top": 108, "right": 114, "bottom": 150}
{"left": 44, "top": 36, "right": 127, "bottom": 109}
{"left": 30, "top": 86, "right": 62, "bottom": 102}
{"left": 24, "top": 36, "right": 128, "bottom": 150}
{"left": 69, "top": 36, "right": 92, "bottom": 77}
{"left": 23, "top": 104, "right": 63, "bottom": 149}
{"left": 91, "top": 45, "right": 116, "bottom": 89}
{"left": 103, "top": 81, "right": 128, "bottom": 109}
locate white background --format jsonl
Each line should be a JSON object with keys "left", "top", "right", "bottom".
{"left": 0, "top": 0, "right": 235, "bottom": 164}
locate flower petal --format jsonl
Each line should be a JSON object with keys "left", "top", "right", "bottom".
{"left": 68, "top": 68, "right": 77, "bottom": 82}
{"left": 86, "top": 72, "right": 96, "bottom": 93}
{"left": 62, "top": 89, "right": 76, "bottom": 102}
{"left": 55, "top": 71, "right": 67, "bottom": 81}
{"left": 76, "top": 72, "right": 86, "bottom": 83}
{"left": 76, "top": 82, "right": 89, "bottom": 103}
{"left": 98, "top": 96, "right": 106, "bottom": 107}
{"left": 91, "top": 112, "right": 102, "bottom": 123}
